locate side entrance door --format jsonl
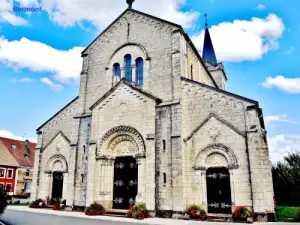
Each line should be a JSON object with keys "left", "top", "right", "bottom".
{"left": 52, "top": 172, "right": 63, "bottom": 200}
{"left": 113, "top": 156, "right": 138, "bottom": 209}
{"left": 206, "top": 167, "right": 232, "bottom": 214}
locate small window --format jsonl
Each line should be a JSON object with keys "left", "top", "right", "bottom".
{"left": 0, "top": 168, "right": 5, "bottom": 178}
{"left": 191, "top": 64, "right": 194, "bottom": 80}
{"left": 135, "top": 57, "right": 144, "bottom": 86}
{"left": 7, "top": 169, "right": 13, "bottom": 178}
{"left": 162, "top": 140, "right": 166, "bottom": 152}
{"left": 5, "top": 183, "right": 12, "bottom": 192}
{"left": 11, "top": 144, "right": 17, "bottom": 150}
{"left": 113, "top": 63, "right": 121, "bottom": 77}
{"left": 124, "top": 54, "right": 132, "bottom": 82}
{"left": 163, "top": 173, "right": 167, "bottom": 184}
{"left": 25, "top": 169, "right": 30, "bottom": 177}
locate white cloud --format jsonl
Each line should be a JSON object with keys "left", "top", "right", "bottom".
{"left": 192, "top": 13, "right": 285, "bottom": 62}
{"left": 0, "top": 36, "right": 84, "bottom": 82}
{"left": 20, "top": 77, "right": 34, "bottom": 82}
{"left": 256, "top": 4, "right": 266, "bottom": 10}
{"left": 41, "top": 77, "right": 63, "bottom": 91}
{"left": 265, "top": 114, "right": 298, "bottom": 124}
{"left": 268, "top": 134, "right": 300, "bottom": 163}
{"left": 0, "top": 0, "right": 29, "bottom": 26}
{"left": 40, "top": 0, "right": 198, "bottom": 29}
{"left": 262, "top": 75, "right": 300, "bottom": 94}
{"left": 0, "top": 129, "right": 36, "bottom": 142}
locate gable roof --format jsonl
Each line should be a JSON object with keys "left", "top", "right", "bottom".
{"left": 42, "top": 131, "right": 71, "bottom": 151}
{"left": 0, "top": 137, "right": 36, "bottom": 168}
{"left": 37, "top": 96, "right": 79, "bottom": 131}
{"left": 82, "top": 8, "right": 183, "bottom": 55}
{"left": 0, "top": 140, "right": 19, "bottom": 167}
{"left": 181, "top": 77, "right": 258, "bottom": 105}
{"left": 90, "top": 78, "right": 162, "bottom": 110}
{"left": 184, "top": 113, "right": 245, "bottom": 142}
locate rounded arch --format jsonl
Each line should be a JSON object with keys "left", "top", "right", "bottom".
{"left": 45, "top": 154, "right": 68, "bottom": 173}
{"left": 108, "top": 43, "right": 148, "bottom": 69}
{"left": 97, "top": 125, "right": 145, "bottom": 159}
{"left": 194, "top": 143, "right": 238, "bottom": 170}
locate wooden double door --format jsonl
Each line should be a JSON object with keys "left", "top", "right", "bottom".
{"left": 206, "top": 167, "right": 232, "bottom": 214}
{"left": 113, "top": 156, "right": 138, "bottom": 209}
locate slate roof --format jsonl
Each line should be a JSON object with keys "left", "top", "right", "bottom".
{"left": 0, "top": 137, "right": 36, "bottom": 168}
{"left": 202, "top": 28, "right": 218, "bottom": 66}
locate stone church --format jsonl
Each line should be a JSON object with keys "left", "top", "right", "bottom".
{"left": 31, "top": 1, "right": 275, "bottom": 219}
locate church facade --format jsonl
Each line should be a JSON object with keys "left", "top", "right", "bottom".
{"left": 31, "top": 5, "right": 275, "bottom": 220}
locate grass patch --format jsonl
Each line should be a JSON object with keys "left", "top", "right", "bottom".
{"left": 275, "top": 206, "right": 300, "bottom": 222}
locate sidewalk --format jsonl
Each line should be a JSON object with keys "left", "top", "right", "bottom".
{"left": 6, "top": 206, "right": 276, "bottom": 225}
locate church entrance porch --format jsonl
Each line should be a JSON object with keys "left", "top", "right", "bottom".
{"left": 206, "top": 167, "right": 231, "bottom": 214}
{"left": 113, "top": 156, "right": 138, "bottom": 209}
{"left": 51, "top": 171, "right": 64, "bottom": 200}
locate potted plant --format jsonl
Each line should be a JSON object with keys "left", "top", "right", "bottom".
{"left": 85, "top": 202, "right": 106, "bottom": 216}
{"left": 127, "top": 203, "right": 149, "bottom": 220}
{"left": 183, "top": 204, "right": 207, "bottom": 221}
{"left": 232, "top": 206, "right": 253, "bottom": 223}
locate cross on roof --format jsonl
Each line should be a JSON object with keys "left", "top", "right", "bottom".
{"left": 204, "top": 13, "right": 208, "bottom": 28}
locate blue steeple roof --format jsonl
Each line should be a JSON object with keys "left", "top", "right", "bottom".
{"left": 202, "top": 27, "right": 218, "bottom": 66}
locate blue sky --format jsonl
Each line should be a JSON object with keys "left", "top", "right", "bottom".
{"left": 0, "top": 0, "right": 299, "bottom": 163}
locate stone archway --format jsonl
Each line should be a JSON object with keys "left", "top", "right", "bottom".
{"left": 194, "top": 144, "right": 238, "bottom": 214}
{"left": 96, "top": 126, "right": 146, "bottom": 209}
{"left": 45, "top": 154, "right": 68, "bottom": 201}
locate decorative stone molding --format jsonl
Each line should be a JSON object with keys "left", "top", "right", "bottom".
{"left": 209, "top": 127, "right": 220, "bottom": 142}
{"left": 194, "top": 143, "right": 238, "bottom": 170}
{"left": 45, "top": 154, "right": 68, "bottom": 173}
{"left": 96, "top": 125, "right": 145, "bottom": 159}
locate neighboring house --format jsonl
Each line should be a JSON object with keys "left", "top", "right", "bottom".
{"left": 31, "top": 1, "right": 274, "bottom": 221}
{"left": 0, "top": 137, "right": 36, "bottom": 196}
{"left": 0, "top": 139, "right": 19, "bottom": 195}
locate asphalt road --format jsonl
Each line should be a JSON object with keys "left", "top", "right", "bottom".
{"left": 0, "top": 209, "right": 150, "bottom": 225}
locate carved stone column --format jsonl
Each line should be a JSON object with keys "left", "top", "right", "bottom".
{"left": 86, "top": 142, "right": 96, "bottom": 206}
{"left": 132, "top": 64, "right": 136, "bottom": 85}
{"left": 47, "top": 172, "right": 53, "bottom": 199}
{"left": 136, "top": 156, "right": 145, "bottom": 203}
{"left": 66, "top": 145, "right": 77, "bottom": 206}
{"left": 201, "top": 170, "right": 207, "bottom": 212}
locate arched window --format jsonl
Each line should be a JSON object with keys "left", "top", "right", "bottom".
{"left": 136, "top": 57, "right": 144, "bottom": 86}
{"left": 191, "top": 64, "right": 194, "bottom": 80}
{"left": 113, "top": 63, "right": 121, "bottom": 78}
{"left": 124, "top": 54, "right": 132, "bottom": 82}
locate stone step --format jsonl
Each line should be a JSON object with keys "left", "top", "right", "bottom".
{"left": 105, "top": 209, "right": 127, "bottom": 217}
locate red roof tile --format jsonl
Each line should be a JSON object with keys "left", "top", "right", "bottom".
{"left": 0, "top": 137, "right": 36, "bottom": 168}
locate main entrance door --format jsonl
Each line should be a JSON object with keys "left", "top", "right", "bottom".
{"left": 52, "top": 172, "right": 64, "bottom": 200}
{"left": 113, "top": 156, "right": 138, "bottom": 209}
{"left": 206, "top": 167, "right": 231, "bottom": 214}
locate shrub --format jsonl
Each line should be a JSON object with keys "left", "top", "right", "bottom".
{"left": 183, "top": 204, "right": 207, "bottom": 221}
{"left": 85, "top": 202, "right": 106, "bottom": 216}
{"left": 0, "top": 189, "right": 7, "bottom": 215}
{"left": 295, "top": 209, "right": 300, "bottom": 222}
{"left": 52, "top": 199, "right": 66, "bottom": 211}
{"left": 233, "top": 206, "right": 253, "bottom": 222}
{"left": 127, "top": 203, "right": 149, "bottom": 220}
{"left": 29, "top": 199, "right": 45, "bottom": 208}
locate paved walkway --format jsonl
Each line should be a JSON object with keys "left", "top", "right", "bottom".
{"left": 5, "top": 206, "right": 298, "bottom": 225}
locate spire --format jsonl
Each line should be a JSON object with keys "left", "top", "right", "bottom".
{"left": 202, "top": 13, "right": 218, "bottom": 66}
{"left": 127, "top": 0, "right": 135, "bottom": 9}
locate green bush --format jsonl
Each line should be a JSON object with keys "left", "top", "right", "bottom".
{"left": 232, "top": 206, "right": 253, "bottom": 222}
{"left": 275, "top": 206, "right": 300, "bottom": 222}
{"left": 0, "top": 189, "right": 7, "bottom": 215}
{"left": 127, "top": 203, "right": 149, "bottom": 219}
{"left": 183, "top": 204, "right": 207, "bottom": 220}
{"left": 85, "top": 202, "right": 106, "bottom": 216}
{"left": 29, "top": 199, "right": 45, "bottom": 208}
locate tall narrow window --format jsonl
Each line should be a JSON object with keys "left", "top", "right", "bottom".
{"left": 163, "top": 173, "right": 167, "bottom": 184}
{"left": 136, "top": 57, "right": 144, "bottom": 86}
{"left": 191, "top": 64, "right": 194, "bottom": 80}
{"left": 124, "top": 54, "right": 132, "bottom": 82}
{"left": 162, "top": 140, "right": 166, "bottom": 152}
{"left": 113, "top": 63, "right": 121, "bottom": 78}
